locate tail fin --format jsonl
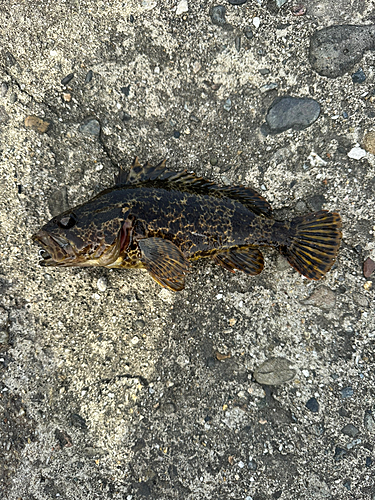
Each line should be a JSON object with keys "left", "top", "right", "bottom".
{"left": 281, "top": 210, "right": 342, "bottom": 280}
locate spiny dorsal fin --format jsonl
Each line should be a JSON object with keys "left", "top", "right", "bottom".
{"left": 114, "top": 158, "right": 272, "bottom": 218}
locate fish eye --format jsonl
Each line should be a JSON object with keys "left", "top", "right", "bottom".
{"left": 57, "top": 213, "right": 77, "bottom": 229}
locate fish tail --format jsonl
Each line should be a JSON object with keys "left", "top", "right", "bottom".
{"left": 280, "top": 210, "right": 342, "bottom": 280}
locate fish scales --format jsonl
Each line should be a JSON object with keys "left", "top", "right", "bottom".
{"left": 32, "top": 158, "right": 342, "bottom": 291}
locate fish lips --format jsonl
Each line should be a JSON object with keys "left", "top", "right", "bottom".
{"left": 32, "top": 229, "right": 74, "bottom": 266}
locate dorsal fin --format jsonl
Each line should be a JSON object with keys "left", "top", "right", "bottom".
{"left": 114, "top": 158, "right": 273, "bottom": 217}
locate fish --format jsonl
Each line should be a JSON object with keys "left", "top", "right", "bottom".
{"left": 32, "top": 157, "right": 342, "bottom": 291}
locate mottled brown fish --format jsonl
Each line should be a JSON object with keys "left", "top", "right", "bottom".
{"left": 32, "top": 158, "right": 342, "bottom": 291}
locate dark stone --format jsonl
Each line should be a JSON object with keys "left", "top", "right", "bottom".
{"left": 227, "top": 0, "right": 247, "bottom": 4}
{"left": 9, "top": 92, "right": 17, "bottom": 104}
{"left": 341, "top": 386, "right": 354, "bottom": 398}
{"left": 305, "top": 397, "right": 319, "bottom": 413}
{"left": 173, "top": 130, "right": 180, "bottom": 138}
{"left": 121, "top": 85, "right": 130, "bottom": 96}
{"left": 235, "top": 36, "right": 241, "bottom": 52}
{"left": 85, "top": 70, "right": 93, "bottom": 83}
{"left": 341, "top": 424, "right": 360, "bottom": 438}
{"left": 79, "top": 117, "right": 101, "bottom": 136}
{"left": 70, "top": 413, "right": 87, "bottom": 429}
{"left": 343, "top": 480, "right": 351, "bottom": 491}
{"left": 210, "top": 5, "right": 227, "bottom": 26}
{"left": 0, "top": 106, "right": 9, "bottom": 124}
{"left": 119, "top": 111, "right": 131, "bottom": 122}
{"left": 308, "top": 194, "right": 326, "bottom": 211}
{"left": 61, "top": 73, "right": 74, "bottom": 85}
{"left": 352, "top": 68, "right": 366, "bottom": 83}
{"left": 338, "top": 407, "right": 350, "bottom": 417}
{"left": 206, "top": 356, "right": 216, "bottom": 368}
{"left": 273, "top": 491, "right": 282, "bottom": 500}
{"left": 364, "top": 410, "right": 375, "bottom": 433}
{"left": 334, "top": 446, "right": 347, "bottom": 461}
{"left": 259, "top": 68, "right": 270, "bottom": 75}
{"left": 136, "top": 481, "right": 151, "bottom": 496}
{"left": 248, "top": 459, "right": 257, "bottom": 471}
{"left": 309, "top": 25, "right": 375, "bottom": 78}
{"left": 4, "top": 51, "right": 16, "bottom": 67}
{"left": 265, "top": 96, "right": 321, "bottom": 134}
{"left": 366, "top": 456, "right": 373, "bottom": 468}
{"left": 244, "top": 27, "right": 253, "bottom": 39}
{"left": 135, "top": 319, "right": 145, "bottom": 328}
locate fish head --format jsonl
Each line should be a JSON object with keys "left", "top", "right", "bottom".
{"left": 32, "top": 203, "right": 132, "bottom": 267}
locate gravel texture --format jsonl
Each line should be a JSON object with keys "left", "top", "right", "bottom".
{"left": 1, "top": 1, "right": 375, "bottom": 499}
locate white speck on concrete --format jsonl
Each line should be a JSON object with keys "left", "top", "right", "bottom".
{"left": 176, "top": 0, "right": 188, "bottom": 15}
{"left": 348, "top": 146, "right": 367, "bottom": 160}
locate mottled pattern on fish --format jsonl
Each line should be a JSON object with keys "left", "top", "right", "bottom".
{"left": 32, "top": 158, "right": 342, "bottom": 291}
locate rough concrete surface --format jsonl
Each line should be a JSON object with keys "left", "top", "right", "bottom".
{"left": 1, "top": 0, "right": 375, "bottom": 499}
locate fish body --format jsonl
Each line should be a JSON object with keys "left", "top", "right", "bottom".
{"left": 32, "top": 158, "right": 342, "bottom": 291}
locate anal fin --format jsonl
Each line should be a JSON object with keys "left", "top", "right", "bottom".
{"left": 213, "top": 247, "right": 264, "bottom": 275}
{"left": 138, "top": 237, "right": 190, "bottom": 291}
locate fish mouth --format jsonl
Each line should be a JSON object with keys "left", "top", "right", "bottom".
{"left": 32, "top": 230, "right": 75, "bottom": 266}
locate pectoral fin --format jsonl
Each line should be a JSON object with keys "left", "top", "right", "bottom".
{"left": 138, "top": 237, "right": 190, "bottom": 291}
{"left": 213, "top": 247, "right": 264, "bottom": 275}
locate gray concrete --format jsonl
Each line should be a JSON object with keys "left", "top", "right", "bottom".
{"left": 1, "top": 1, "right": 374, "bottom": 499}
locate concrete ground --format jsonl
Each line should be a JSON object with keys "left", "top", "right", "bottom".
{"left": 1, "top": 0, "right": 375, "bottom": 499}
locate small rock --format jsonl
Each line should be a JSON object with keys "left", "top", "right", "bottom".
{"left": 303, "top": 286, "right": 336, "bottom": 310}
{"left": 61, "top": 73, "right": 74, "bottom": 86}
{"left": 223, "top": 98, "right": 232, "bottom": 111}
{"left": 364, "top": 281, "right": 372, "bottom": 291}
{"left": 0, "top": 106, "right": 9, "bottom": 124}
{"left": 364, "top": 411, "right": 375, "bottom": 433}
{"left": 211, "top": 5, "right": 227, "bottom": 26}
{"left": 173, "top": 130, "right": 180, "bottom": 139}
{"left": 135, "top": 319, "right": 145, "bottom": 328}
{"left": 228, "top": 0, "right": 247, "bottom": 4}
{"left": 121, "top": 85, "right": 130, "bottom": 96}
{"left": 253, "top": 17, "right": 260, "bottom": 29}
{"left": 9, "top": 92, "right": 17, "bottom": 104}
{"left": 85, "top": 70, "right": 93, "bottom": 83}
{"left": 260, "top": 82, "right": 278, "bottom": 93}
{"left": 364, "top": 258, "right": 375, "bottom": 278}
{"left": 244, "top": 27, "right": 253, "bottom": 39}
{"left": 276, "top": 0, "right": 289, "bottom": 6}
{"left": 363, "top": 131, "right": 375, "bottom": 154}
{"left": 291, "top": 4, "right": 306, "bottom": 15}
{"left": 141, "top": 0, "right": 157, "bottom": 10}
{"left": 341, "top": 386, "right": 354, "bottom": 398}
{"left": 366, "top": 457, "right": 373, "bottom": 468}
{"left": 97, "top": 277, "right": 107, "bottom": 292}
{"left": 254, "top": 357, "right": 295, "bottom": 385}
{"left": 176, "top": 0, "right": 189, "bottom": 15}
{"left": 307, "top": 152, "right": 327, "bottom": 167}
{"left": 119, "top": 111, "right": 131, "bottom": 122}
{"left": 235, "top": 36, "right": 241, "bottom": 52}
{"left": 79, "top": 117, "right": 101, "bottom": 136}
{"left": 24, "top": 115, "right": 52, "bottom": 134}
{"left": 4, "top": 52, "right": 16, "bottom": 67}
{"left": 341, "top": 424, "right": 360, "bottom": 438}
{"left": 343, "top": 480, "right": 351, "bottom": 491}
{"left": 348, "top": 146, "right": 366, "bottom": 160}
{"left": 308, "top": 194, "right": 326, "bottom": 211}
{"left": 309, "top": 25, "right": 375, "bottom": 78}
{"left": 265, "top": 96, "right": 321, "bottom": 134}
{"left": 62, "top": 92, "right": 72, "bottom": 102}
{"left": 1, "top": 82, "right": 8, "bottom": 97}
{"left": 352, "top": 68, "right": 366, "bottom": 83}
{"left": 334, "top": 446, "right": 347, "bottom": 461}
{"left": 248, "top": 459, "right": 257, "bottom": 471}
{"left": 306, "top": 397, "right": 320, "bottom": 413}
{"left": 259, "top": 68, "right": 270, "bottom": 75}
